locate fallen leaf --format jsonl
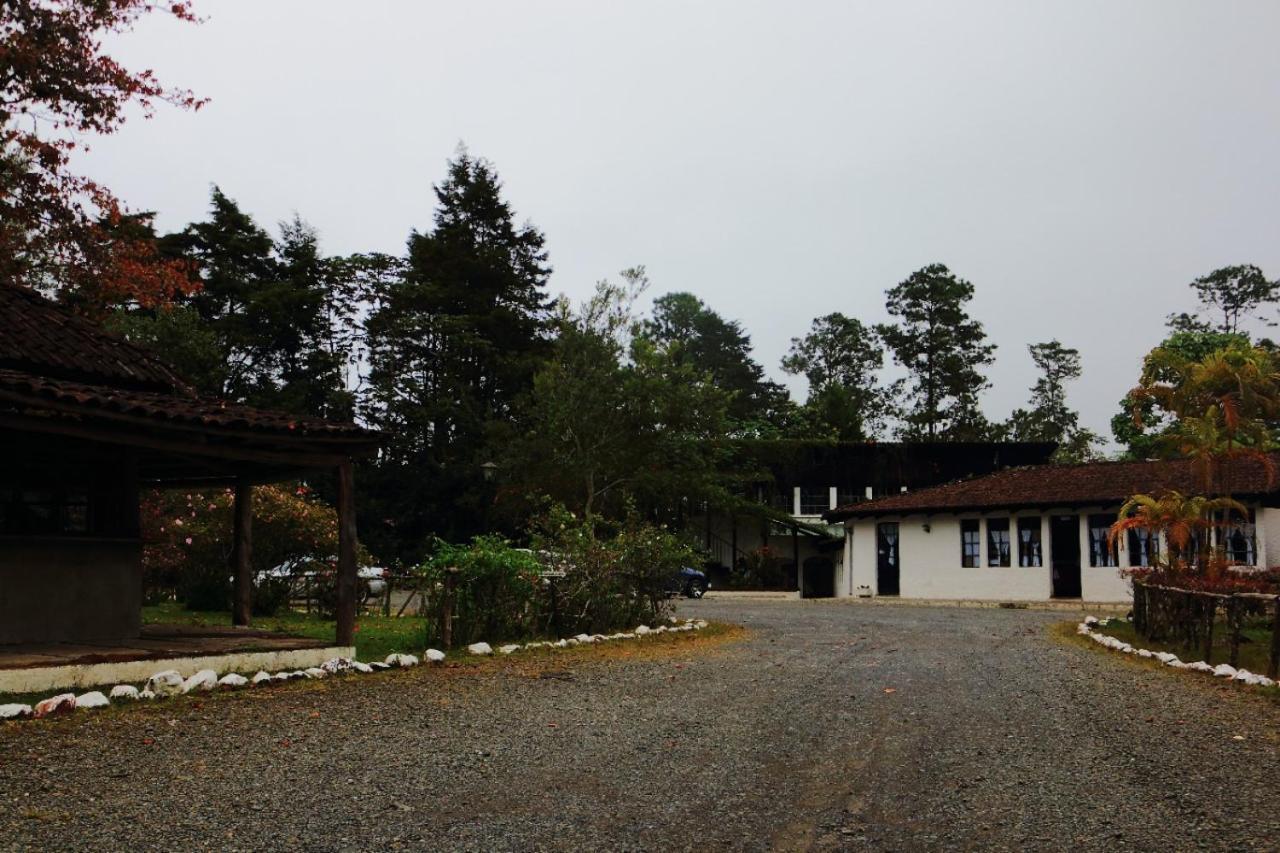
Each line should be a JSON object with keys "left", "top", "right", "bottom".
{"left": 883, "top": 688, "right": 897, "bottom": 694}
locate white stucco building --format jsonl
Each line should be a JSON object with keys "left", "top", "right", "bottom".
{"left": 824, "top": 456, "right": 1279, "bottom": 603}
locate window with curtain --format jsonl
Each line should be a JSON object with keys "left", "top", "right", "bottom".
{"left": 1127, "top": 528, "right": 1159, "bottom": 568}
{"left": 1224, "top": 508, "right": 1257, "bottom": 565}
{"left": 961, "top": 519, "right": 980, "bottom": 567}
{"left": 1017, "top": 516, "right": 1042, "bottom": 566}
{"left": 1088, "top": 514, "right": 1117, "bottom": 567}
{"left": 987, "top": 517, "right": 1011, "bottom": 567}
{"left": 876, "top": 522, "right": 899, "bottom": 568}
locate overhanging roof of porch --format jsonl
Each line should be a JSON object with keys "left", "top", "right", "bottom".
{"left": 0, "top": 283, "right": 380, "bottom": 484}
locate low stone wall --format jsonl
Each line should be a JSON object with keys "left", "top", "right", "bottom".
{"left": 0, "top": 645, "right": 355, "bottom": 695}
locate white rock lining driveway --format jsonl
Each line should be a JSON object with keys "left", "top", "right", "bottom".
{"left": 0, "top": 617, "right": 709, "bottom": 722}
{"left": 1077, "top": 615, "right": 1278, "bottom": 688}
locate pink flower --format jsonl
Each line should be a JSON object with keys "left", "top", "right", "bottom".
{"left": 184, "top": 537, "right": 193, "bottom": 545}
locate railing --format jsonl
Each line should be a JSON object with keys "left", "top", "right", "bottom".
{"left": 1133, "top": 581, "right": 1280, "bottom": 678}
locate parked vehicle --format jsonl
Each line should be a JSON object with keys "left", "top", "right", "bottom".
{"left": 669, "top": 566, "right": 709, "bottom": 599}
{"left": 260, "top": 558, "right": 388, "bottom": 601}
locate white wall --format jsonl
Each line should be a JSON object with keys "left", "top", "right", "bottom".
{"left": 843, "top": 507, "right": 1160, "bottom": 603}
{"left": 1260, "top": 507, "right": 1280, "bottom": 570}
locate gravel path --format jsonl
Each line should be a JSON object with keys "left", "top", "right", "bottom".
{"left": 2, "top": 599, "right": 1278, "bottom": 851}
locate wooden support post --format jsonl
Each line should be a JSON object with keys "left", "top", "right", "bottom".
{"left": 730, "top": 513, "right": 738, "bottom": 571}
{"left": 1228, "top": 596, "right": 1242, "bottom": 669}
{"left": 232, "top": 479, "right": 253, "bottom": 627}
{"left": 792, "top": 524, "right": 800, "bottom": 592}
{"left": 1203, "top": 597, "right": 1215, "bottom": 666}
{"left": 335, "top": 459, "right": 358, "bottom": 647}
{"left": 1270, "top": 595, "right": 1280, "bottom": 681}
{"left": 441, "top": 567, "right": 459, "bottom": 648}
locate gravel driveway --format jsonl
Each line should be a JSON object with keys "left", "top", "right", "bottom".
{"left": 2, "top": 599, "right": 1278, "bottom": 851}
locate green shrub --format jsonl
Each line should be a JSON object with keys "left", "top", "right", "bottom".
{"left": 414, "top": 510, "right": 694, "bottom": 647}
{"left": 251, "top": 576, "right": 292, "bottom": 617}
{"left": 531, "top": 507, "right": 692, "bottom": 634}
{"left": 417, "top": 535, "right": 544, "bottom": 647}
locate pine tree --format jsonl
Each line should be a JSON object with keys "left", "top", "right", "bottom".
{"left": 1004, "top": 340, "right": 1098, "bottom": 462}
{"left": 641, "top": 292, "right": 790, "bottom": 432}
{"left": 782, "top": 312, "right": 896, "bottom": 440}
{"left": 361, "top": 150, "right": 552, "bottom": 552}
{"left": 878, "top": 264, "right": 996, "bottom": 440}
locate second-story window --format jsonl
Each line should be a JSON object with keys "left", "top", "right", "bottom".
{"left": 799, "top": 487, "right": 830, "bottom": 515}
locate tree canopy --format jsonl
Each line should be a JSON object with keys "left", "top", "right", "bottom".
{"left": 878, "top": 264, "right": 996, "bottom": 440}
{"left": 782, "top": 312, "right": 897, "bottom": 440}
{"left": 1003, "top": 340, "right": 1098, "bottom": 462}
{"left": 1, "top": 0, "right": 204, "bottom": 310}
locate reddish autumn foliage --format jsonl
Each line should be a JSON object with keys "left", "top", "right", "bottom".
{"left": 0, "top": 1, "right": 205, "bottom": 313}
{"left": 1126, "top": 565, "right": 1280, "bottom": 595}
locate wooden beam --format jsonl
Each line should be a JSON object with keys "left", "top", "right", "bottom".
{"left": 232, "top": 479, "right": 253, "bottom": 627}
{"left": 0, "top": 387, "right": 379, "bottom": 450}
{"left": 0, "top": 411, "right": 352, "bottom": 469}
{"left": 335, "top": 459, "right": 358, "bottom": 647}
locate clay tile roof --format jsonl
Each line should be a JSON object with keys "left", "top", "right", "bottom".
{"left": 825, "top": 455, "right": 1280, "bottom": 521}
{"left": 0, "top": 284, "right": 190, "bottom": 393}
{"left": 0, "top": 283, "right": 377, "bottom": 442}
{"left": 0, "top": 369, "right": 373, "bottom": 438}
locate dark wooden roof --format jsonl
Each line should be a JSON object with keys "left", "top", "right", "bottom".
{"left": 0, "top": 283, "right": 190, "bottom": 392}
{"left": 0, "top": 284, "right": 379, "bottom": 481}
{"left": 826, "top": 455, "right": 1280, "bottom": 520}
{"left": 0, "top": 369, "right": 370, "bottom": 439}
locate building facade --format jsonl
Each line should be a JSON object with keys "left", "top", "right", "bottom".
{"left": 692, "top": 440, "right": 1056, "bottom": 595}
{"left": 826, "top": 456, "right": 1279, "bottom": 603}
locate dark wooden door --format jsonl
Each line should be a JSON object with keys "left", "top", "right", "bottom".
{"left": 876, "top": 522, "right": 900, "bottom": 596}
{"left": 1050, "top": 515, "right": 1081, "bottom": 598}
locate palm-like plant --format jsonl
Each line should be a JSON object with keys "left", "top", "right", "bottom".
{"left": 1130, "top": 342, "right": 1280, "bottom": 495}
{"left": 1109, "top": 490, "right": 1248, "bottom": 573}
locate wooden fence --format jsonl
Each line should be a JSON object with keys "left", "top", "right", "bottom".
{"left": 1132, "top": 581, "right": 1280, "bottom": 678}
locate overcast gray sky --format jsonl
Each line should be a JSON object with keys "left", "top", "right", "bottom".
{"left": 81, "top": 1, "right": 1280, "bottom": 445}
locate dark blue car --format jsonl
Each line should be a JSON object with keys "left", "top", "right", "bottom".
{"left": 669, "top": 566, "right": 709, "bottom": 599}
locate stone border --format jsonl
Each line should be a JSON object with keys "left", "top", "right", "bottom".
{"left": 1076, "top": 616, "right": 1277, "bottom": 688}
{"left": 0, "top": 617, "right": 710, "bottom": 723}
{"left": 0, "top": 645, "right": 355, "bottom": 696}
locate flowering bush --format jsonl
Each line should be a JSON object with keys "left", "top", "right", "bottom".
{"left": 1126, "top": 565, "right": 1280, "bottom": 595}
{"left": 141, "top": 483, "right": 366, "bottom": 614}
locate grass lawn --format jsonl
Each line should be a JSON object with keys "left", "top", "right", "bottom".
{"left": 1091, "top": 618, "right": 1276, "bottom": 676}
{"left": 143, "top": 601, "right": 427, "bottom": 662}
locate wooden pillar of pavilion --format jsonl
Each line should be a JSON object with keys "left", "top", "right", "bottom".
{"left": 792, "top": 523, "right": 800, "bottom": 592}
{"left": 335, "top": 459, "right": 358, "bottom": 647}
{"left": 232, "top": 479, "right": 253, "bottom": 627}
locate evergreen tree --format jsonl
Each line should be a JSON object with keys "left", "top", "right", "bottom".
{"left": 877, "top": 264, "right": 996, "bottom": 440}
{"left": 361, "top": 150, "right": 551, "bottom": 554}
{"left": 1004, "top": 340, "right": 1098, "bottom": 462}
{"left": 1166, "top": 264, "right": 1277, "bottom": 335}
{"left": 782, "top": 312, "right": 896, "bottom": 440}
{"left": 503, "top": 271, "right": 731, "bottom": 521}
{"left": 641, "top": 292, "right": 790, "bottom": 432}
{"left": 161, "top": 186, "right": 281, "bottom": 401}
